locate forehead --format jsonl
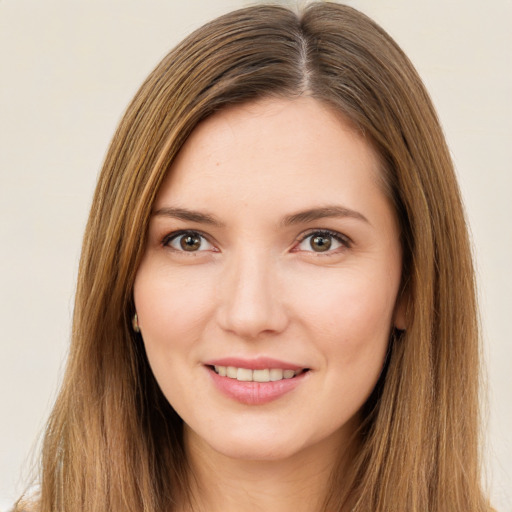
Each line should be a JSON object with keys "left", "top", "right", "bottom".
{"left": 154, "top": 96, "right": 386, "bottom": 219}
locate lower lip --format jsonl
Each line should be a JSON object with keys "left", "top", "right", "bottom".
{"left": 207, "top": 367, "right": 308, "bottom": 405}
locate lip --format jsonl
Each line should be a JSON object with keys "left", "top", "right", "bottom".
{"left": 206, "top": 366, "right": 308, "bottom": 405}
{"left": 203, "top": 357, "right": 305, "bottom": 371}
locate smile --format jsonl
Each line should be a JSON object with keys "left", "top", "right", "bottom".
{"left": 205, "top": 361, "right": 310, "bottom": 405}
{"left": 212, "top": 366, "right": 308, "bottom": 382}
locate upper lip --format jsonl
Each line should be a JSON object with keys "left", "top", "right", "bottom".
{"left": 203, "top": 357, "right": 307, "bottom": 371}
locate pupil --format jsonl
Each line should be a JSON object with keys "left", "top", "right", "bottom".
{"left": 180, "top": 234, "right": 201, "bottom": 251}
{"left": 311, "top": 235, "right": 331, "bottom": 252}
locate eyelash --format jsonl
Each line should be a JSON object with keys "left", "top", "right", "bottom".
{"left": 162, "top": 230, "right": 215, "bottom": 253}
{"left": 161, "top": 229, "right": 352, "bottom": 254}
{"left": 294, "top": 229, "right": 352, "bottom": 254}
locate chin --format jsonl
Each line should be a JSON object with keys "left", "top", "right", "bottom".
{"left": 186, "top": 422, "right": 311, "bottom": 462}
{"left": 194, "top": 419, "right": 348, "bottom": 466}
{"left": 215, "top": 439, "right": 304, "bottom": 462}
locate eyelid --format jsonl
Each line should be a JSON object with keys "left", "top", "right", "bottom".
{"left": 293, "top": 229, "right": 352, "bottom": 253}
{"left": 162, "top": 229, "right": 218, "bottom": 252}
{"left": 159, "top": 228, "right": 351, "bottom": 254}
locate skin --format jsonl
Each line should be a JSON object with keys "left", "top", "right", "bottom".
{"left": 134, "top": 96, "right": 405, "bottom": 512}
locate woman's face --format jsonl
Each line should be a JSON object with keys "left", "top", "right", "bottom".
{"left": 134, "top": 97, "right": 404, "bottom": 462}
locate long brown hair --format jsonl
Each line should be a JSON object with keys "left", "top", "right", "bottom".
{"left": 17, "top": 3, "right": 492, "bottom": 511}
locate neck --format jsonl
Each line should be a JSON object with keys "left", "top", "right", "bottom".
{"left": 179, "top": 426, "right": 357, "bottom": 512}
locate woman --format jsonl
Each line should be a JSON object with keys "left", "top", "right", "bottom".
{"left": 15, "top": 2, "right": 494, "bottom": 511}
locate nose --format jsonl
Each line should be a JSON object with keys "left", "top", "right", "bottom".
{"left": 216, "top": 249, "right": 289, "bottom": 340}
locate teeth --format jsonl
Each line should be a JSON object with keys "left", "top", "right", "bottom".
{"left": 237, "top": 368, "right": 253, "bottom": 381}
{"left": 213, "top": 365, "right": 302, "bottom": 382}
{"left": 269, "top": 368, "right": 283, "bottom": 381}
{"left": 253, "top": 369, "right": 270, "bottom": 382}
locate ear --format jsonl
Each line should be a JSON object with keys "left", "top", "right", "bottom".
{"left": 132, "top": 312, "right": 141, "bottom": 333}
{"left": 393, "top": 288, "right": 408, "bottom": 331}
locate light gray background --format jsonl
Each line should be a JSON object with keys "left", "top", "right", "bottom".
{"left": 1, "top": 0, "right": 511, "bottom": 510}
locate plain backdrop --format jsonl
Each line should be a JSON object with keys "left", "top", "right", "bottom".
{"left": 1, "top": 0, "right": 511, "bottom": 510}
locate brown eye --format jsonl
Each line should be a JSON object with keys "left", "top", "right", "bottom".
{"left": 310, "top": 235, "right": 332, "bottom": 252}
{"left": 166, "top": 231, "right": 214, "bottom": 252}
{"left": 296, "top": 230, "right": 348, "bottom": 253}
{"left": 180, "top": 234, "right": 202, "bottom": 251}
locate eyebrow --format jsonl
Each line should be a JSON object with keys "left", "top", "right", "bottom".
{"left": 152, "top": 207, "right": 225, "bottom": 227}
{"left": 152, "top": 205, "right": 370, "bottom": 228}
{"left": 281, "top": 206, "right": 370, "bottom": 226}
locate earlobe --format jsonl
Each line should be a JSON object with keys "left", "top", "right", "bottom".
{"left": 132, "top": 312, "right": 141, "bottom": 333}
{"left": 393, "top": 292, "right": 408, "bottom": 331}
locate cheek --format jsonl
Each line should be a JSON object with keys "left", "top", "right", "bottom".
{"left": 133, "top": 264, "right": 217, "bottom": 406}
{"left": 288, "top": 267, "right": 397, "bottom": 401}
{"left": 291, "top": 268, "right": 398, "bottom": 342}
{"left": 134, "top": 263, "right": 217, "bottom": 341}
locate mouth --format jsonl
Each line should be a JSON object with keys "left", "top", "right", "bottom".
{"left": 207, "top": 365, "right": 310, "bottom": 383}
